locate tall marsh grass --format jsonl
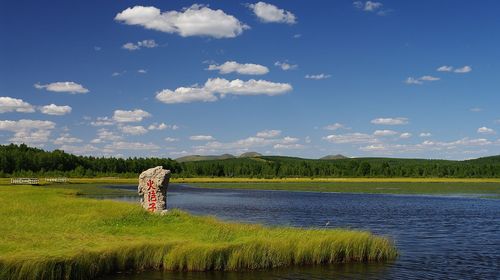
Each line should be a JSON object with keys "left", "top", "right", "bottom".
{"left": 0, "top": 185, "right": 397, "bottom": 280}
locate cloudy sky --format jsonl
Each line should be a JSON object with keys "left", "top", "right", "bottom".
{"left": 1, "top": 0, "right": 499, "bottom": 159}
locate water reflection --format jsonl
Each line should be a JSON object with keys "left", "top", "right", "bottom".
{"left": 97, "top": 184, "right": 500, "bottom": 280}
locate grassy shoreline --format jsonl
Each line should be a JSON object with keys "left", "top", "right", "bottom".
{"left": 0, "top": 184, "right": 397, "bottom": 280}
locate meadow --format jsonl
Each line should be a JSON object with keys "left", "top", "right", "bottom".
{"left": 0, "top": 184, "right": 397, "bottom": 280}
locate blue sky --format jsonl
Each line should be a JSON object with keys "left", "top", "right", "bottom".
{"left": 0, "top": 0, "right": 499, "bottom": 159}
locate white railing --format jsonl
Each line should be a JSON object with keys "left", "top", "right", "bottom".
{"left": 45, "top": 177, "right": 68, "bottom": 183}
{"left": 10, "top": 178, "right": 40, "bottom": 185}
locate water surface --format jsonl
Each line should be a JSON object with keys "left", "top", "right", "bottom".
{"left": 100, "top": 184, "right": 500, "bottom": 279}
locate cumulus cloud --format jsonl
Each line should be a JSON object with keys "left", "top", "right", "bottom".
{"left": 122, "top": 39, "right": 158, "bottom": 51}
{"left": 164, "top": 137, "right": 179, "bottom": 142}
{"left": 323, "top": 123, "right": 346, "bottom": 131}
{"left": 190, "top": 135, "right": 215, "bottom": 141}
{"left": 248, "top": 2, "right": 296, "bottom": 24}
{"left": 353, "top": 1, "right": 388, "bottom": 14}
{"left": 59, "top": 144, "right": 100, "bottom": 155}
{"left": 207, "top": 61, "right": 269, "bottom": 75}
{"left": 156, "top": 78, "right": 292, "bottom": 104}
{"left": 405, "top": 75, "right": 440, "bottom": 85}
{"left": 274, "top": 61, "right": 297, "bottom": 71}
{"left": 454, "top": 66, "right": 472, "bottom": 73}
{"left": 373, "top": 129, "right": 398, "bottom": 136}
{"left": 371, "top": 117, "right": 409, "bottom": 125}
{"left": 148, "top": 123, "right": 171, "bottom": 130}
{"left": 191, "top": 134, "right": 303, "bottom": 154}
{"left": 91, "top": 128, "right": 122, "bottom": 143}
{"left": 0, "top": 119, "right": 56, "bottom": 144}
{"left": 419, "top": 132, "right": 432, "bottom": 137}
{"left": 256, "top": 129, "right": 281, "bottom": 138}
{"left": 323, "top": 133, "right": 377, "bottom": 144}
{"left": 105, "top": 141, "right": 159, "bottom": 150}
{"left": 305, "top": 74, "right": 331, "bottom": 80}
{"left": 120, "top": 125, "right": 148, "bottom": 135}
{"left": 0, "top": 97, "right": 35, "bottom": 113}
{"left": 40, "top": 104, "right": 72, "bottom": 116}
{"left": 400, "top": 132, "right": 412, "bottom": 139}
{"left": 90, "top": 117, "right": 114, "bottom": 127}
{"left": 113, "top": 109, "right": 151, "bottom": 123}
{"left": 477, "top": 126, "right": 495, "bottom": 134}
{"left": 138, "top": 69, "right": 147, "bottom": 74}
{"left": 437, "top": 65, "right": 453, "bottom": 72}
{"left": 34, "top": 82, "right": 89, "bottom": 94}
{"left": 115, "top": 5, "right": 248, "bottom": 38}
{"left": 53, "top": 133, "right": 83, "bottom": 145}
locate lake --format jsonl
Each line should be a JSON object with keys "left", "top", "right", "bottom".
{"left": 99, "top": 184, "right": 500, "bottom": 280}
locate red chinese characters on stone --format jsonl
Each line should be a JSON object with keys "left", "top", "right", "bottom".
{"left": 146, "top": 179, "right": 157, "bottom": 212}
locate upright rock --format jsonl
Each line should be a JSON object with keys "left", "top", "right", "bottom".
{"left": 138, "top": 166, "right": 171, "bottom": 213}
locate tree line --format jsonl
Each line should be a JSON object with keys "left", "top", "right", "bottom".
{"left": 1, "top": 144, "right": 499, "bottom": 178}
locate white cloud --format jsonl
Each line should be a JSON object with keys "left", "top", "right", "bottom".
{"left": 156, "top": 78, "right": 292, "bottom": 104}
{"left": 207, "top": 61, "right": 269, "bottom": 75}
{"left": 190, "top": 135, "right": 215, "bottom": 141}
{"left": 274, "top": 61, "right": 297, "bottom": 71}
{"left": 0, "top": 119, "right": 55, "bottom": 131}
{"left": 400, "top": 132, "right": 412, "bottom": 139}
{"left": 305, "top": 74, "right": 331, "bottom": 80}
{"left": 122, "top": 39, "right": 158, "bottom": 51}
{"left": 53, "top": 133, "right": 83, "bottom": 145}
{"left": 256, "top": 129, "right": 281, "bottom": 138}
{"left": 323, "top": 133, "right": 377, "bottom": 144}
{"left": 248, "top": 2, "right": 296, "bottom": 24}
{"left": 273, "top": 143, "right": 304, "bottom": 149}
{"left": 191, "top": 135, "right": 302, "bottom": 154}
{"left": 113, "top": 109, "right": 151, "bottom": 123}
{"left": 371, "top": 117, "right": 409, "bottom": 125}
{"left": 0, "top": 119, "right": 56, "bottom": 144}
{"left": 91, "top": 117, "right": 114, "bottom": 126}
{"left": 59, "top": 144, "right": 99, "bottom": 155}
{"left": 477, "top": 126, "right": 495, "bottom": 134}
{"left": 323, "top": 123, "right": 346, "bottom": 131}
{"left": 373, "top": 129, "right": 398, "bottom": 136}
{"left": 91, "top": 128, "right": 122, "bottom": 143}
{"left": 405, "top": 76, "right": 440, "bottom": 85}
{"left": 164, "top": 137, "right": 179, "bottom": 142}
{"left": 105, "top": 141, "right": 159, "bottom": 150}
{"left": 405, "top": 77, "right": 423, "bottom": 85}
{"left": 115, "top": 5, "right": 248, "bottom": 39}
{"left": 419, "top": 75, "right": 440, "bottom": 81}
{"left": 148, "top": 123, "right": 170, "bottom": 130}
{"left": 0, "top": 97, "right": 35, "bottom": 113}
{"left": 120, "top": 125, "right": 148, "bottom": 135}
{"left": 437, "top": 65, "right": 453, "bottom": 72}
{"left": 354, "top": 1, "right": 382, "bottom": 12}
{"left": 138, "top": 69, "right": 147, "bottom": 74}
{"left": 454, "top": 66, "right": 472, "bottom": 73}
{"left": 40, "top": 104, "right": 72, "bottom": 116}
{"left": 34, "top": 82, "right": 89, "bottom": 94}
{"left": 419, "top": 132, "right": 432, "bottom": 137}
{"left": 470, "top": 107, "right": 483, "bottom": 112}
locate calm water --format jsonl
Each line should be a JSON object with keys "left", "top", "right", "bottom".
{"left": 100, "top": 184, "right": 500, "bottom": 280}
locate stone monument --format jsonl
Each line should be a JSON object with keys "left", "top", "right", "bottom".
{"left": 138, "top": 166, "right": 171, "bottom": 213}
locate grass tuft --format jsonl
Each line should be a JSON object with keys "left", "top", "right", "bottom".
{"left": 0, "top": 185, "right": 397, "bottom": 279}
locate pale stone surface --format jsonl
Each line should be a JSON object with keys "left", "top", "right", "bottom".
{"left": 138, "top": 166, "right": 171, "bottom": 213}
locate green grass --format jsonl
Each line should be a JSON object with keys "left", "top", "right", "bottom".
{"left": 0, "top": 184, "right": 397, "bottom": 280}
{"left": 190, "top": 181, "right": 500, "bottom": 196}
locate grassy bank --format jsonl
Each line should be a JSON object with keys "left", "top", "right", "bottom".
{"left": 189, "top": 181, "right": 500, "bottom": 196}
{"left": 0, "top": 184, "right": 397, "bottom": 280}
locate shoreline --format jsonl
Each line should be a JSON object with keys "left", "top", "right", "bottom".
{"left": 0, "top": 184, "right": 397, "bottom": 280}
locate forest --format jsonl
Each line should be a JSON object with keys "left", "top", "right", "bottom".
{"left": 1, "top": 144, "right": 499, "bottom": 178}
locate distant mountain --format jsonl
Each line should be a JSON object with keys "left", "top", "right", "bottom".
{"left": 239, "top": 152, "right": 263, "bottom": 158}
{"left": 175, "top": 154, "right": 235, "bottom": 163}
{"left": 320, "top": 154, "right": 348, "bottom": 160}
